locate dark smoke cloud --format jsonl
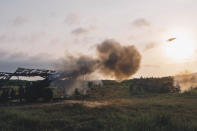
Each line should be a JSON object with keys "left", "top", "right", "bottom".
{"left": 53, "top": 55, "right": 98, "bottom": 96}
{"left": 57, "top": 39, "right": 141, "bottom": 81}
{"left": 57, "top": 55, "right": 98, "bottom": 79}
{"left": 97, "top": 40, "right": 141, "bottom": 80}
{"left": 53, "top": 39, "right": 141, "bottom": 95}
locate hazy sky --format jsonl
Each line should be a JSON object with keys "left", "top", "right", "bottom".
{"left": 1, "top": 0, "right": 197, "bottom": 77}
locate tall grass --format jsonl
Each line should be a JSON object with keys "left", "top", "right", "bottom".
{"left": 0, "top": 104, "right": 197, "bottom": 131}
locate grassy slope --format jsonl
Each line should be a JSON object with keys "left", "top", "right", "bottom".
{"left": 1, "top": 85, "right": 197, "bottom": 131}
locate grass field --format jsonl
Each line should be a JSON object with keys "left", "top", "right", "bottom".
{"left": 1, "top": 84, "right": 197, "bottom": 131}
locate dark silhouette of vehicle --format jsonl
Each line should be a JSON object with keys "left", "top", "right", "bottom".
{"left": 0, "top": 67, "right": 56, "bottom": 103}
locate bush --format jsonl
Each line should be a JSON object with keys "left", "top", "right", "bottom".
{"left": 130, "top": 77, "right": 180, "bottom": 94}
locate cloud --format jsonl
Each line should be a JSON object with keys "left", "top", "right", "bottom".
{"left": 0, "top": 32, "right": 45, "bottom": 44}
{"left": 132, "top": 18, "right": 151, "bottom": 27}
{"left": 71, "top": 24, "right": 97, "bottom": 36}
{"left": 13, "top": 16, "right": 28, "bottom": 26}
{"left": 8, "top": 52, "right": 29, "bottom": 60}
{"left": 71, "top": 27, "right": 89, "bottom": 35}
{"left": 0, "top": 50, "right": 55, "bottom": 72}
{"left": 0, "top": 59, "right": 53, "bottom": 72}
{"left": 144, "top": 42, "right": 157, "bottom": 51}
{"left": 65, "top": 13, "right": 80, "bottom": 25}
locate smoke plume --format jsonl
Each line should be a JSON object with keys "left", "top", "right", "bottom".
{"left": 53, "top": 39, "right": 141, "bottom": 96}
{"left": 174, "top": 70, "right": 197, "bottom": 92}
{"left": 52, "top": 55, "right": 98, "bottom": 96}
{"left": 58, "top": 55, "right": 98, "bottom": 78}
{"left": 97, "top": 40, "right": 141, "bottom": 81}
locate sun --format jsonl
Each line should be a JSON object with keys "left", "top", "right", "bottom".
{"left": 164, "top": 29, "right": 196, "bottom": 61}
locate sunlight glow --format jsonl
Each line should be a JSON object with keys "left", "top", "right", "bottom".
{"left": 164, "top": 29, "right": 196, "bottom": 61}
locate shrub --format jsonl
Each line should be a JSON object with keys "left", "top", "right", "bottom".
{"left": 130, "top": 77, "right": 180, "bottom": 94}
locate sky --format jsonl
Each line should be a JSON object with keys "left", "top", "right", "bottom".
{"left": 1, "top": 0, "right": 197, "bottom": 77}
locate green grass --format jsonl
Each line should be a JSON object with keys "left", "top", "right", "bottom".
{"left": 1, "top": 85, "right": 197, "bottom": 130}
{"left": 1, "top": 101, "right": 197, "bottom": 131}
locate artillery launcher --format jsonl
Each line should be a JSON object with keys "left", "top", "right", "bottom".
{"left": 0, "top": 67, "right": 57, "bottom": 102}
